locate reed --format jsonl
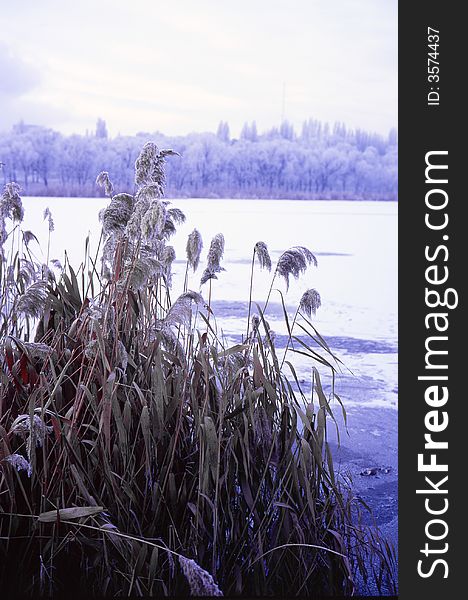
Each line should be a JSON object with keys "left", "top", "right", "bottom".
{"left": 0, "top": 144, "right": 396, "bottom": 597}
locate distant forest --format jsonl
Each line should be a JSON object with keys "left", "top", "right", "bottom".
{"left": 0, "top": 118, "right": 397, "bottom": 200}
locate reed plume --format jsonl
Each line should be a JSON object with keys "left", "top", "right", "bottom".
{"left": 276, "top": 245, "right": 318, "bottom": 291}
{"left": 16, "top": 280, "right": 48, "bottom": 319}
{"left": 134, "top": 142, "right": 179, "bottom": 190}
{"left": 299, "top": 288, "right": 322, "bottom": 317}
{"left": 101, "top": 193, "right": 135, "bottom": 237}
{"left": 161, "top": 214, "right": 177, "bottom": 240}
{"left": 96, "top": 171, "right": 114, "bottom": 197}
{"left": 141, "top": 199, "right": 167, "bottom": 241}
{"left": 3, "top": 453, "right": 31, "bottom": 476}
{"left": 1, "top": 182, "right": 23, "bottom": 250}
{"left": 186, "top": 229, "right": 203, "bottom": 272}
{"left": 246, "top": 240, "right": 272, "bottom": 339}
{"left": 207, "top": 233, "right": 225, "bottom": 272}
{"left": 251, "top": 314, "right": 260, "bottom": 334}
{"left": 161, "top": 245, "right": 176, "bottom": 287}
{"left": 0, "top": 217, "right": 7, "bottom": 249}
{"left": 167, "top": 207, "right": 186, "bottom": 225}
{"left": 178, "top": 557, "right": 223, "bottom": 596}
{"left": 200, "top": 268, "right": 218, "bottom": 286}
{"left": 164, "top": 290, "right": 205, "bottom": 328}
{"left": 43, "top": 207, "right": 54, "bottom": 232}
{"left": 125, "top": 196, "right": 150, "bottom": 240}
{"left": 0, "top": 141, "right": 396, "bottom": 597}
{"left": 201, "top": 233, "right": 225, "bottom": 293}
{"left": 136, "top": 182, "right": 163, "bottom": 203}
{"left": 18, "top": 258, "right": 38, "bottom": 286}
{"left": 1, "top": 182, "right": 24, "bottom": 223}
{"left": 10, "top": 414, "right": 52, "bottom": 448}
{"left": 124, "top": 254, "right": 163, "bottom": 290}
{"left": 135, "top": 142, "right": 160, "bottom": 187}
{"left": 254, "top": 241, "right": 272, "bottom": 271}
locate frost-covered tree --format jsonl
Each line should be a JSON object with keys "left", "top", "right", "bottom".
{"left": 0, "top": 119, "right": 398, "bottom": 199}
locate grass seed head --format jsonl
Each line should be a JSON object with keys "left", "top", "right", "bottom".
{"left": 141, "top": 199, "right": 167, "bottom": 241}
{"left": 254, "top": 241, "right": 272, "bottom": 271}
{"left": 200, "top": 267, "right": 220, "bottom": 286}
{"left": 51, "top": 258, "right": 63, "bottom": 270}
{"left": 10, "top": 414, "right": 53, "bottom": 448}
{"left": 135, "top": 142, "right": 160, "bottom": 187}
{"left": 161, "top": 245, "right": 176, "bottom": 287}
{"left": 3, "top": 453, "right": 31, "bottom": 476}
{"left": 165, "top": 290, "right": 205, "bottom": 327}
{"left": 186, "top": 228, "right": 203, "bottom": 272}
{"left": 276, "top": 245, "right": 318, "bottom": 291}
{"left": 299, "top": 288, "right": 322, "bottom": 317}
{"left": 167, "top": 207, "right": 186, "bottom": 225}
{"left": 16, "top": 280, "right": 48, "bottom": 319}
{"left": 1, "top": 182, "right": 24, "bottom": 222}
{"left": 96, "top": 171, "right": 114, "bottom": 197}
{"left": 101, "top": 193, "right": 135, "bottom": 237}
{"left": 124, "top": 254, "right": 163, "bottom": 290}
{"left": 179, "top": 556, "right": 223, "bottom": 596}
{"left": 23, "top": 230, "right": 39, "bottom": 246}
{"left": 43, "top": 207, "right": 55, "bottom": 232}
{"left": 207, "top": 233, "right": 225, "bottom": 272}
{"left": 18, "top": 258, "right": 38, "bottom": 287}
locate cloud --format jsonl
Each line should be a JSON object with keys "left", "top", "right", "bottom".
{"left": 0, "top": 1, "right": 396, "bottom": 136}
{"left": 0, "top": 96, "right": 73, "bottom": 135}
{"left": 0, "top": 43, "right": 40, "bottom": 96}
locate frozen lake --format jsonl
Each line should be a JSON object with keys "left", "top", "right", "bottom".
{"left": 21, "top": 195, "right": 399, "bottom": 548}
{"left": 21, "top": 197, "right": 398, "bottom": 411}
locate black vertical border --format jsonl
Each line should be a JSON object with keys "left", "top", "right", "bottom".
{"left": 399, "top": 3, "right": 463, "bottom": 599}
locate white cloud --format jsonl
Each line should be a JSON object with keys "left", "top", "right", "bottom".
{"left": 0, "top": 43, "right": 40, "bottom": 96}
{"left": 0, "top": 0, "right": 397, "bottom": 136}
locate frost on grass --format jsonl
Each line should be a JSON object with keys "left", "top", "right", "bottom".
{"left": 141, "top": 200, "right": 167, "bottom": 241}
{"left": 254, "top": 241, "right": 272, "bottom": 271}
{"left": 101, "top": 193, "right": 135, "bottom": 237}
{"left": 179, "top": 556, "right": 223, "bottom": 596}
{"left": 200, "top": 233, "right": 225, "bottom": 286}
{"left": 299, "top": 288, "right": 322, "bottom": 317}
{"left": 3, "top": 453, "right": 32, "bottom": 477}
{"left": 186, "top": 229, "right": 203, "bottom": 272}
{"left": 164, "top": 291, "right": 205, "bottom": 328}
{"left": 10, "top": 414, "right": 53, "bottom": 448}
{"left": 43, "top": 207, "right": 55, "bottom": 232}
{"left": 0, "top": 142, "right": 397, "bottom": 597}
{"left": 207, "top": 233, "right": 225, "bottom": 272}
{"left": 134, "top": 142, "right": 179, "bottom": 190}
{"left": 16, "top": 281, "right": 48, "bottom": 319}
{"left": 96, "top": 171, "right": 114, "bottom": 197}
{"left": 1, "top": 182, "right": 24, "bottom": 223}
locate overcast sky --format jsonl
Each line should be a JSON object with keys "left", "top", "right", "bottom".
{"left": 0, "top": 0, "right": 397, "bottom": 138}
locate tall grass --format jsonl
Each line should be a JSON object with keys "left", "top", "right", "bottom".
{"left": 0, "top": 144, "right": 396, "bottom": 596}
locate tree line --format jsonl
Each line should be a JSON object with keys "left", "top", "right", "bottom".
{"left": 0, "top": 118, "right": 397, "bottom": 200}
